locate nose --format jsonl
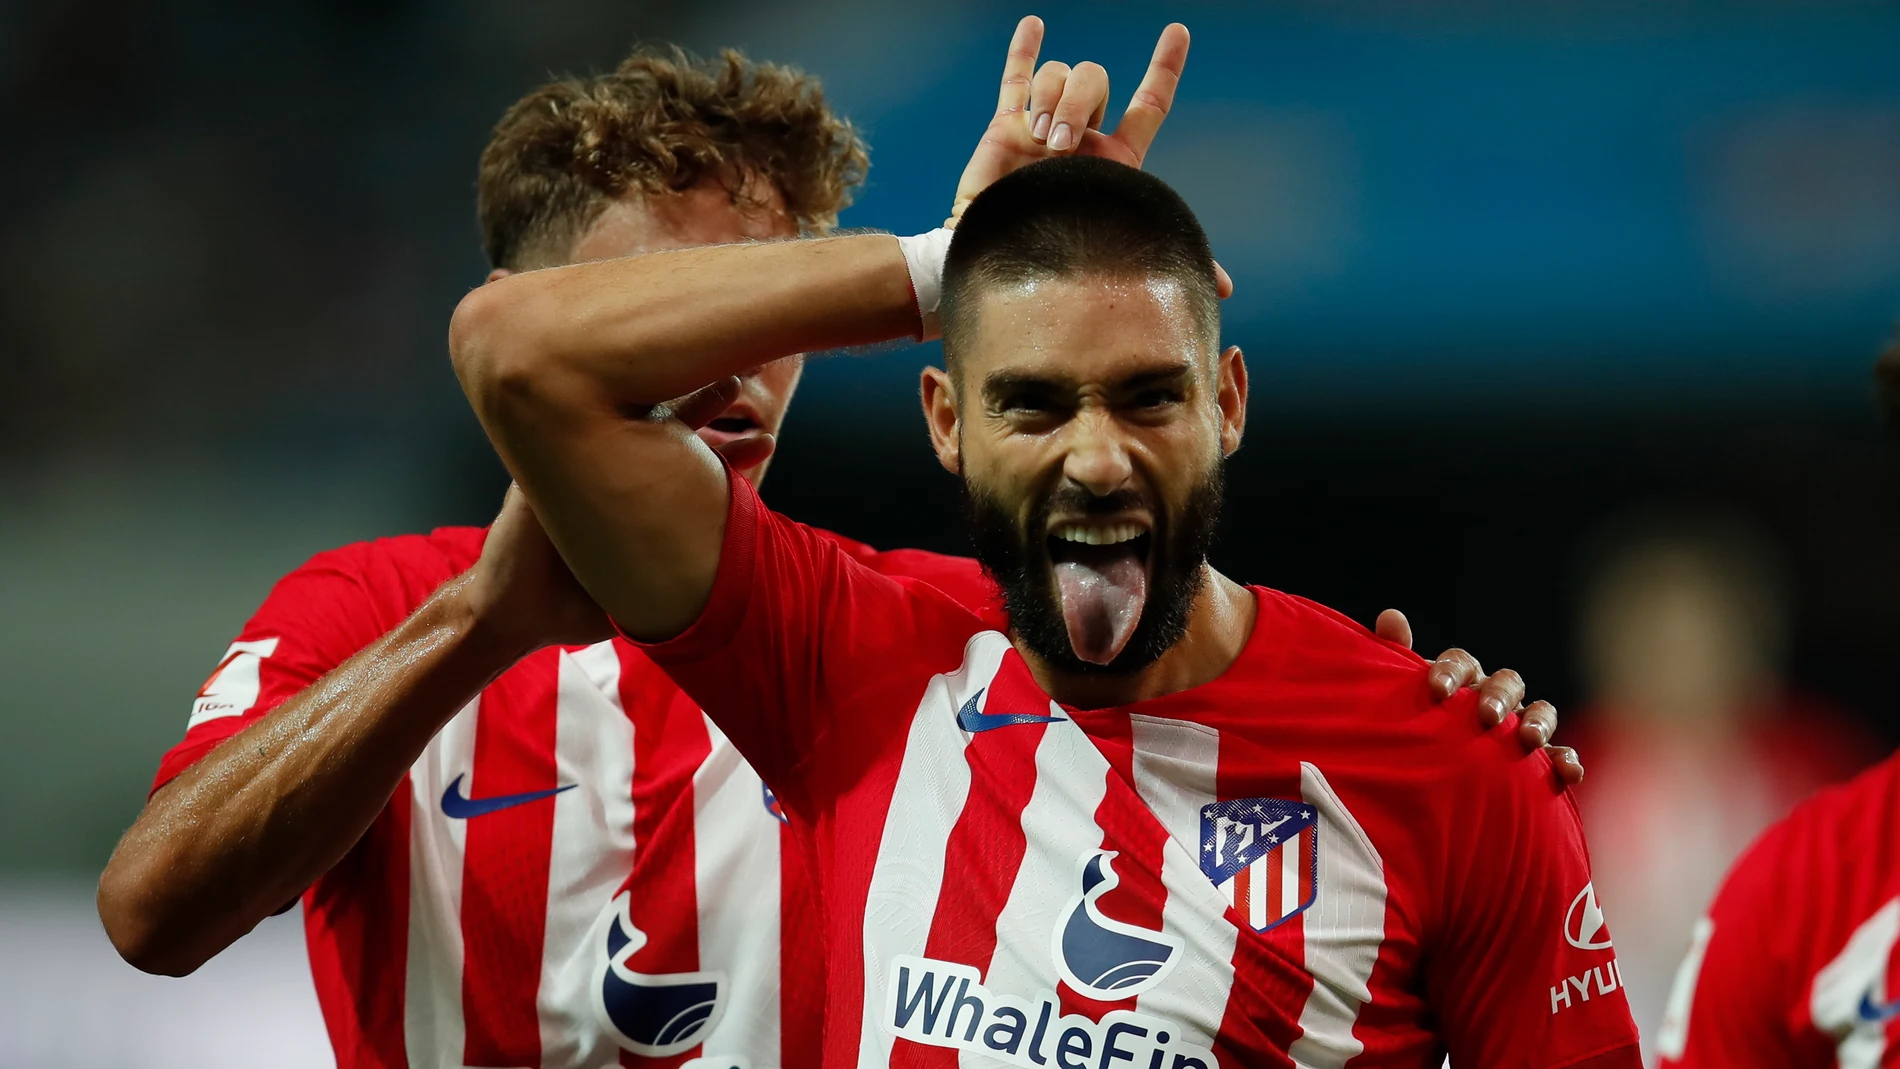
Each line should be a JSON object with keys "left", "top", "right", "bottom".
{"left": 1060, "top": 409, "right": 1135, "bottom": 498}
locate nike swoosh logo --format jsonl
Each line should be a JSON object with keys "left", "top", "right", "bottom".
{"left": 440, "top": 773, "right": 576, "bottom": 819}
{"left": 1859, "top": 989, "right": 1900, "bottom": 1024}
{"left": 957, "top": 689, "right": 1066, "bottom": 733}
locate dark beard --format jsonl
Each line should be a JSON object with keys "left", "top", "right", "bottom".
{"left": 963, "top": 465, "right": 1224, "bottom": 676}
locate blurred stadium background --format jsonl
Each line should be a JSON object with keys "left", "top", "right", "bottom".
{"left": 3, "top": 0, "right": 1899, "bottom": 1064}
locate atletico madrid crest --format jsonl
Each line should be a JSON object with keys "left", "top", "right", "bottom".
{"left": 1199, "top": 797, "right": 1318, "bottom": 933}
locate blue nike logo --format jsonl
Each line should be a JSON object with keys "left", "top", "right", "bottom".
{"left": 956, "top": 688, "right": 1065, "bottom": 733}
{"left": 440, "top": 773, "right": 575, "bottom": 819}
{"left": 1858, "top": 989, "right": 1900, "bottom": 1024}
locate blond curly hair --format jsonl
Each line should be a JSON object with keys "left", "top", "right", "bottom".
{"left": 478, "top": 46, "right": 869, "bottom": 271}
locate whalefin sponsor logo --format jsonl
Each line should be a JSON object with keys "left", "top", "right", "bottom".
{"left": 883, "top": 956, "right": 1218, "bottom": 1069}
{"left": 1565, "top": 883, "right": 1613, "bottom": 950}
{"left": 1052, "top": 850, "right": 1182, "bottom": 1000}
{"left": 592, "top": 891, "right": 727, "bottom": 1056}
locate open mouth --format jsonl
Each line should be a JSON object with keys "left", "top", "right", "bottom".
{"left": 1045, "top": 519, "right": 1153, "bottom": 666}
{"left": 694, "top": 407, "right": 774, "bottom": 470}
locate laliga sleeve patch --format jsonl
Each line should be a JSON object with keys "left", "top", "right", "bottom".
{"left": 188, "top": 638, "right": 280, "bottom": 728}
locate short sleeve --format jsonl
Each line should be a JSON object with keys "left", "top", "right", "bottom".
{"left": 150, "top": 549, "right": 395, "bottom": 793}
{"left": 1426, "top": 730, "right": 1642, "bottom": 1069}
{"left": 635, "top": 475, "right": 974, "bottom": 819}
{"left": 864, "top": 549, "right": 1005, "bottom": 628}
{"left": 1656, "top": 821, "right": 1821, "bottom": 1068}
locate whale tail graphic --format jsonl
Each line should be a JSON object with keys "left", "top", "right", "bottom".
{"left": 1051, "top": 850, "right": 1182, "bottom": 1000}
{"left": 593, "top": 891, "right": 727, "bottom": 1056}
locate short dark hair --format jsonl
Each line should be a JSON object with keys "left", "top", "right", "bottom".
{"left": 478, "top": 45, "right": 868, "bottom": 271}
{"left": 940, "top": 156, "right": 1219, "bottom": 371}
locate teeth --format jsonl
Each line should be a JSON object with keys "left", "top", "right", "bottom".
{"left": 1052, "top": 523, "right": 1145, "bottom": 546}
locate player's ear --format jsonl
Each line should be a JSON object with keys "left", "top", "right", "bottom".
{"left": 920, "top": 365, "right": 962, "bottom": 475}
{"left": 1217, "top": 344, "right": 1247, "bottom": 457}
{"left": 484, "top": 267, "right": 513, "bottom": 284}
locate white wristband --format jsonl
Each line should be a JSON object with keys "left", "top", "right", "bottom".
{"left": 896, "top": 227, "right": 954, "bottom": 341}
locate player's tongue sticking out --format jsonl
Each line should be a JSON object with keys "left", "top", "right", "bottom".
{"left": 1050, "top": 527, "right": 1150, "bottom": 665}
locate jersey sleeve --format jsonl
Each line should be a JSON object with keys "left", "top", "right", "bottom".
{"left": 865, "top": 548, "right": 1005, "bottom": 628}
{"left": 150, "top": 547, "right": 395, "bottom": 793}
{"left": 1655, "top": 819, "right": 1821, "bottom": 1068}
{"left": 1425, "top": 721, "right": 1643, "bottom": 1069}
{"left": 635, "top": 474, "right": 971, "bottom": 819}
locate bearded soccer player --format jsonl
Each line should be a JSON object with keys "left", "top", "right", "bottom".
{"left": 450, "top": 16, "right": 1640, "bottom": 1068}
{"left": 96, "top": 25, "right": 1561, "bottom": 1069}
{"left": 1654, "top": 333, "right": 1900, "bottom": 1069}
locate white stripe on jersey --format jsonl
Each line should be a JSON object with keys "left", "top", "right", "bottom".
{"left": 856, "top": 631, "right": 1005, "bottom": 1068}
{"left": 982, "top": 706, "right": 1114, "bottom": 998}
{"left": 693, "top": 714, "right": 783, "bottom": 1068}
{"left": 1809, "top": 896, "right": 1900, "bottom": 1069}
{"left": 1286, "top": 762, "right": 1388, "bottom": 1069}
{"left": 1128, "top": 716, "right": 1238, "bottom": 1052}
{"left": 405, "top": 695, "right": 480, "bottom": 1067}
{"left": 539, "top": 643, "right": 637, "bottom": 1068}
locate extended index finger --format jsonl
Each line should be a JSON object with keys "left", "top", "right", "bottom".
{"left": 995, "top": 15, "right": 1046, "bottom": 116}
{"left": 1112, "top": 22, "right": 1189, "bottom": 162}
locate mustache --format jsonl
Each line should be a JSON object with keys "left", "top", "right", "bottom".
{"left": 1037, "top": 486, "right": 1151, "bottom": 523}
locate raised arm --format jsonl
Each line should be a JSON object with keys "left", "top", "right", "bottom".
{"left": 452, "top": 16, "right": 1190, "bottom": 640}
{"left": 450, "top": 232, "right": 919, "bottom": 640}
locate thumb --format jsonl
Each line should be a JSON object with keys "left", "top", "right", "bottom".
{"left": 1374, "top": 608, "right": 1413, "bottom": 650}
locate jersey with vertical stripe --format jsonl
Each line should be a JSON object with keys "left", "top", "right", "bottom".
{"left": 153, "top": 523, "right": 997, "bottom": 1069}
{"left": 1656, "top": 750, "right": 1900, "bottom": 1069}
{"left": 638, "top": 476, "right": 1641, "bottom": 1069}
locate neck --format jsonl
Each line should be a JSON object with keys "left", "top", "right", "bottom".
{"left": 1015, "top": 565, "right": 1258, "bottom": 710}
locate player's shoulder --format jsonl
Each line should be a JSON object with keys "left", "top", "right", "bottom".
{"left": 1244, "top": 586, "right": 1439, "bottom": 712}
{"left": 268, "top": 525, "right": 485, "bottom": 615}
{"left": 289, "top": 525, "right": 484, "bottom": 584}
{"left": 1715, "top": 750, "right": 1900, "bottom": 926}
{"left": 1247, "top": 587, "right": 1561, "bottom": 799}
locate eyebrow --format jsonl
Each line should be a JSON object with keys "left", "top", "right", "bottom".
{"left": 980, "top": 360, "right": 1195, "bottom": 399}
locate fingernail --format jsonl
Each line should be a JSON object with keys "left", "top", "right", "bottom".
{"left": 1032, "top": 112, "right": 1052, "bottom": 142}
{"left": 1049, "top": 122, "right": 1073, "bottom": 151}
{"left": 1482, "top": 697, "right": 1504, "bottom": 723}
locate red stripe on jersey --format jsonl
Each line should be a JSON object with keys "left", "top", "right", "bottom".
{"left": 618, "top": 662, "right": 715, "bottom": 1068}
{"left": 779, "top": 818, "right": 824, "bottom": 1069}
{"left": 1211, "top": 755, "right": 1306, "bottom": 1067}
{"left": 460, "top": 650, "right": 561, "bottom": 1066}
{"left": 1060, "top": 712, "right": 1172, "bottom": 1022}
{"left": 305, "top": 774, "right": 412, "bottom": 1069}
{"left": 895, "top": 653, "right": 1051, "bottom": 1069}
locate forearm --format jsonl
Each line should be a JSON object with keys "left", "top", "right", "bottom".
{"left": 99, "top": 574, "right": 523, "bottom": 975}
{"left": 449, "top": 233, "right": 918, "bottom": 415}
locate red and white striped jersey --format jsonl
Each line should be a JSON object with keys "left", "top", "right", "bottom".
{"left": 1657, "top": 750, "right": 1900, "bottom": 1069}
{"left": 154, "top": 523, "right": 997, "bottom": 1069}
{"left": 639, "top": 477, "right": 1641, "bottom": 1069}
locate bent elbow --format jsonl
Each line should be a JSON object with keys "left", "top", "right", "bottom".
{"left": 97, "top": 862, "right": 207, "bottom": 977}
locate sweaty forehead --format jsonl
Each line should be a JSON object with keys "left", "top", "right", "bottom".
{"left": 957, "top": 274, "right": 1212, "bottom": 385}
{"left": 569, "top": 176, "right": 796, "bottom": 262}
